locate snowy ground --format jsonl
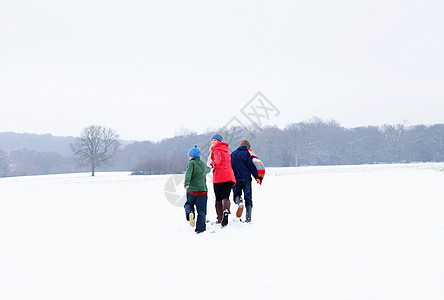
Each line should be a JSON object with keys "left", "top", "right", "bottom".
{"left": 1, "top": 163, "right": 443, "bottom": 300}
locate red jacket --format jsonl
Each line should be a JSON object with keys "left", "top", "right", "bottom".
{"left": 210, "top": 142, "right": 236, "bottom": 184}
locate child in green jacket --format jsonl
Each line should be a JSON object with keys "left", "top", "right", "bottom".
{"left": 184, "top": 145, "right": 211, "bottom": 233}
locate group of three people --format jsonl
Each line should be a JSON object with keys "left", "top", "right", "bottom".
{"left": 184, "top": 134, "right": 262, "bottom": 233}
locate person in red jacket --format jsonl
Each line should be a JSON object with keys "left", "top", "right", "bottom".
{"left": 210, "top": 134, "right": 236, "bottom": 227}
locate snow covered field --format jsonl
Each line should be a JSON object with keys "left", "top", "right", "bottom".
{"left": 1, "top": 163, "right": 443, "bottom": 300}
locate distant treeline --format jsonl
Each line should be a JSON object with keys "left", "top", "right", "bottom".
{"left": 126, "top": 119, "right": 444, "bottom": 174}
{"left": 1, "top": 119, "right": 444, "bottom": 177}
{"left": 0, "top": 148, "right": 81, "bottom": 177}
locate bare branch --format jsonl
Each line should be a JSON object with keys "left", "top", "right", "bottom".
{"left": 71, "top": 125, "right": 121, "bottom": 176}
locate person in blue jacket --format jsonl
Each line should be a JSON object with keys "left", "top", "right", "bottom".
{"left": 230, "top": 139, "right": 261, "bottom": 222}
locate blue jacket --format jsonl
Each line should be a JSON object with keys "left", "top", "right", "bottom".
{"left": 230, "top": 146, "right": 259, "bottom": 181}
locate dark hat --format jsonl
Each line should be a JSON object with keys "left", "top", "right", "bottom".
{"left": 211, "top": 134, "right": 223, "bottom": 142}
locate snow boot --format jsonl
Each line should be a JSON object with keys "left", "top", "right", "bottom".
{"left": 215, "top": 201, "right": 223, "bottom": 224}
{"left": 189, "top": 212, "right": 195, "bottom": 227}
{"left": 236, "top": 202, "right": 244, "bottom": 218}
{"left": 221, "top": 198, "right": 230, "bottom": 227}
{"left": 234, "top": 196, "right": 243, "bottom": 218}
{"left": 245, "top": 206, "right": 252, "bottom": 223}
{"left": 222, "top": 210, "right": 229, "bottom": 227}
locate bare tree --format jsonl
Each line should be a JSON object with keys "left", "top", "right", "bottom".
{"left": 71, "top": 125, "right": 120, "bottom": 176}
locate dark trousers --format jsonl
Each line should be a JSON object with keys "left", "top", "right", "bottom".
{"left": 232, "top": 178, "right": 253, "bottom": 207}
{"left": 184, "top": 193, "right": 207, "bottom": 232}
{"left": 213, "top": 181, "right": 234, "bottom": 202}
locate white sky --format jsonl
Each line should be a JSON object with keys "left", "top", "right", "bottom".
{"left": 1, "top": 0, "right": 443, "bottom": 141}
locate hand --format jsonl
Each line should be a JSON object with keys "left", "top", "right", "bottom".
{"left": 184, "top": 185, "right": 189, "bottom": 189}
{"left": 256, "top": 179, "right": 261, "bottom": 184}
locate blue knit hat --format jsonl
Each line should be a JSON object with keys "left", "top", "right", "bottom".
{"left": 188, "top": 145, "right": 201, "bottom": 158}
{"left": 211, "top": 134, "right": 223, "bottom": 142}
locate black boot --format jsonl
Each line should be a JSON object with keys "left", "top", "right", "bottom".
{"left": 245, "top": 206, "right": 252, "bottom": 223}
{"left": 221, "top": 198, "right": 230, "bottom": 227}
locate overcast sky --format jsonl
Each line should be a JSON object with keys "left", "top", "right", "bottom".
{"left": 1, "top": 0, "right": 443, "bottom": 141}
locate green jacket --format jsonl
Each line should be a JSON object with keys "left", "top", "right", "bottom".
{"left": 184, "top": 158, "right": 211, "bottom": 192}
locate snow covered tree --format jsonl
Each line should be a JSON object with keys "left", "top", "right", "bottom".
{"left": 71, "top": 125, "right": 120, "bottom": 176}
